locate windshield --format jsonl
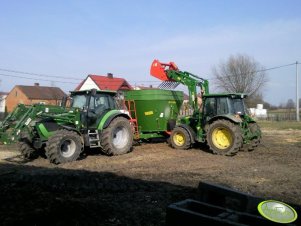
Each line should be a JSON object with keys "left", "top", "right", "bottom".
{"left": 70, "top": 93, "right": 117, "bottom": 112}
{"left": 230, "top": 98, "right": 246, "bottom": 115}
{"left": 71, "top": 94, "right": 87, "bottom": 109}
{"left": 90, "top": 94, "right": 116, "bottom": 112}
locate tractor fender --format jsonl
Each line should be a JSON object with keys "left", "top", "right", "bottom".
{"left": 175, "top": 124, "right": 196, "bottom": 144}
{"left": 97, "top": 110, "right": 131, "bottom": 130}
{"left": 207, "top": 115, "right": 242, "bottom": 125}
{"left": 38, "top": 121, "right": 79, "bottom": 138}
{"left": 35, "top": 123, "right": 83, "bottom": 149}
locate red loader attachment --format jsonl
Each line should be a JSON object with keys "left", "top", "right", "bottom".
{"left": 150, "top": 59, "right": 178, "bottom": 81}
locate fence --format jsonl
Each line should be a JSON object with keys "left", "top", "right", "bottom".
{"left": 261, "top": 112, "right": 299, "bottom": 121}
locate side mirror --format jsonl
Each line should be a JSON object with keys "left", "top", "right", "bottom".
{"left": 91, "top": 89, "right": 97, "bottom": 97}
{"left": 61, "top": 96, "right": 67, "bottom": 107}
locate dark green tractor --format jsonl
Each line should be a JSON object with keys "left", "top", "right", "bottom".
{"left": 201, "top": 93, "right": 261, "bottom": 155}
{"left": 151, "top": 59, "right": 261, "bottom": 156}
{"left": 0, "top": 89, "right": 133, "bottom": 164}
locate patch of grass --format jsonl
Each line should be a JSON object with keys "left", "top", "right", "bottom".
{"left": 258, "top": 121, "right": 301, "bottom": 130}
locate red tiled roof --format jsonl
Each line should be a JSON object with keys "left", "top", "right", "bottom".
{"left": 76, "top": 74, "right": 132, "bottom": 91}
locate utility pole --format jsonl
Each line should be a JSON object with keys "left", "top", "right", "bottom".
{"left": 297, "top": 61, "right": 300, "bottom": 122}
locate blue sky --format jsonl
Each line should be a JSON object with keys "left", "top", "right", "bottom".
{"left": 0, "top": 0, "right": 300, "bottom": 105}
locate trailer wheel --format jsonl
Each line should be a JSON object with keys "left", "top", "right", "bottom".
{"left": 45, "top": 130, "right": 83, "bottom": 164}
{"left": 207, "top": 119, "right": 242, "bottom": 156}
{"left": 18, "top": 141, "right": 37, "bottom": 159}
{"left": 240, "top": 122, "right": 262, "bottom": 152}
{"left": 170, "top": 127, "right": 191, "bottom": 150}
{"left": 100, "top": 117, "right": 133, "bottom": 155}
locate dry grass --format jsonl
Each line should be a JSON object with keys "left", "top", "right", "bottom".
{"left": 258, "top": 120, "right": 301, "bottom": 130}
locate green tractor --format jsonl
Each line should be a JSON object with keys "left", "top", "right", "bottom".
{"left": 0, "top": 89, "right": 133, "bottom": 164}
{"left": 150, "top": 60, "right": 261, "bottom": 156}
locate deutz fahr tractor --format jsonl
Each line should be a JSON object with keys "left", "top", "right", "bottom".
{"left": 0, "top": 89, "right": 133, "bottom": 164}
{"left": 150, "top": 60, "right": 261, "bottom": 156}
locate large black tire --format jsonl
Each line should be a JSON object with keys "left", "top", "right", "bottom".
{"left": 170, "top": 127, "right": 191, "bottom": 150}
{"left": 18, "top": 140, "right": 38, "bottom": 159}
{"left": 206, "top": 119, "right": 242, "bottom": 156}
{"left": 246, "top": 122, "right": 261, "bottom": 151}
{"left": 100, "top": 117, "right": 133, "bottom": 155}
{"left": 45, "top": 130, "right": 83, "bottom": 164}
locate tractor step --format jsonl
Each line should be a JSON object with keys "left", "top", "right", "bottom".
{"left": 88, "top": 130, "right": 101, "bottom": 148}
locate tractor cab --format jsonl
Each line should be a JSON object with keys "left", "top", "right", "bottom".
{"left": 70, "top": 89, "right": 118, "bottom": 128}
{"left": 202, "top": 93, "right": 248, "bottom": 119}
{"left": 70, "top": 90, "right": 117, "bottom": 111}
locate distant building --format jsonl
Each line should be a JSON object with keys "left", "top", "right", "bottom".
{"left": 6, "top": 83, "right": 66, "bottom": 112}
{"left": 133, "top": 85, "right": 157, "bottom": 90}
{"left": 75, "top": 73, "right": 132, "bottom": 92}
{"left": 0, "top": 92, "right": 8, "bottom": 119}
{"left": 0, "top": 92, "right": 8, "bottom": 113}
{"left": 249, "top": 104, "right": 267, "bottom": 119}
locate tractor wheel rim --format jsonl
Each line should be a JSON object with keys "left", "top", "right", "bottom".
{"left": 60, "top": 139, "right": 76, "bottom": 157}
{"left": 173, "top": 132, "right": 185, "bottom": 146}
{"left": 212, "top": 127, "right": 232, "bottom": 150}
{"left": 113, "top": 126, "right": 129, "bottom": 149}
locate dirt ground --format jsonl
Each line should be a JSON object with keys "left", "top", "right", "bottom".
{"left": 0, "top": 127, "right": 300, "bottom": 225}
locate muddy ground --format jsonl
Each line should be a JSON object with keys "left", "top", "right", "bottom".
{"left": 0, "top": 128, "right": 300, "bottom": 225}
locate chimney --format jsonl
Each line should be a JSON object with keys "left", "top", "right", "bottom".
{"left": 107, "top": 73, "right": 113, "bottom": 79}
{"left": 34, "top": 83, "right": 40, "bottom": 86}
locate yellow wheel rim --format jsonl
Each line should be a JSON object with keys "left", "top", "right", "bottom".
{"left": 173, "top": 132, "right": 185, "bottom": 146}
{"left": 212, "top": 127, "right": 232, "bottom": 150}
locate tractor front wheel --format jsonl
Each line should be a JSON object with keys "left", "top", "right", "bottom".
{"left": 170, "top": 126, "right": 191, "bottom": 150}
{"left": 240, "top": 122, "right": 262, "bottom": 152}
{"left": 100, "top": 117, "right": 133, "bottom": 155}
{"left": 207, "top": 119, "right": 242, "bottom": 156}
{"left": 45, "top": 130, "right": 83, "bottom": 164}
{"left": 18, "top": 140, "right": 38, "bottom": 160}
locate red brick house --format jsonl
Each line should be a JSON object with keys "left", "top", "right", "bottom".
{"left": 75, "top": 73, "right": 132, "bottom": 91}
{"left": 6, "top": 84, "right": 66, "bottom": 112}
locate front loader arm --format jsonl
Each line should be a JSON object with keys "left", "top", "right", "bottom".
{"left": 0, "top": 104, "right": 73, "bottom": 144}
{"left": 150, "top": 59, "right": 209, "bottom": 112}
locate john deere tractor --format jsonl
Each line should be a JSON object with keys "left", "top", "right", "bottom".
{"left": 0, "top": 89, "right": 133, "bottom": 164}
{"left": 150, "top": 60, "right": 261, "bottom": 156}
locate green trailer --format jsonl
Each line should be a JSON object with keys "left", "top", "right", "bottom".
{"left": 124, "top": 89, "right": 183, "bottom": 139}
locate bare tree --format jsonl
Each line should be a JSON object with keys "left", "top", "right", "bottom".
{"left": 286, "top": 99, "right": 295, "bottom": 109}
{"left": 212, "top": 54, "right": 268, "bottom": 96}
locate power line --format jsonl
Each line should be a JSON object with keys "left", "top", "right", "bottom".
{"left": 0, "top": 73, "right": 79, "bottom": 84}
{"left": 0, "top": 62, "right": 298, "bottom": 85}
{"left": 0, "top": 67, "right": 163, "bottom": 84}
{"left": 0, "top": 73, "right": 162, "bottom": 89}
{"left": 0, "top": 68, "right": 82, "bottom": 80}
{"left": 216, "top": 62, "right": 297, "bottom": 79}
{"left": 256, "top": 62, "right": 297, "bottom": 73}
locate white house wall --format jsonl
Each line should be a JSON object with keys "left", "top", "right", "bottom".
{"left": 0, "top": 95, "right": 7, "bottom": 113}
{"left": 79, "top": 77, "right": 99, "bottom": 90}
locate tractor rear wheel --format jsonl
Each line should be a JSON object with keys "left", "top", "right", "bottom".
{"left": 207, "top": 119, "right": 242, "bottom": 156}
{"left": 170, "top": 127, "right": 191, "bottom": 149}
{"left": 45, "top": 130, "right": 83, "bottom": 164}
{"left": 100, "top": 117, "right": 133, "bottom": 155}
{"left": 18, "top": 140, "right": 38, "bottom": 159}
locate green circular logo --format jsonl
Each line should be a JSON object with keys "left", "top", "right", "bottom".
{"left": 258, "top": 200, "right": 298, "bottom": 224}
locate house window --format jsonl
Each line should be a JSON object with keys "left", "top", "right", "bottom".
{"left": 15, "top": 91, "right": 18, "bottom": 97}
